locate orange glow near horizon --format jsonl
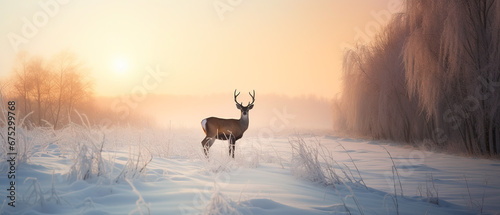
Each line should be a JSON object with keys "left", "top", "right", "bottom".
{"left": 0, "top": 0, "right": 402, "bottom": 99}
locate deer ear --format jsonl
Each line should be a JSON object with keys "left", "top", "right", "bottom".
{"left": 248, "top": 104, "right": 254, "bottom": 110}
{"left": 236, "top": 103, "right": 242, "bottom": 109}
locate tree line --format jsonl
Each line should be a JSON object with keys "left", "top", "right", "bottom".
{"left": 333, "top": 0, "right": 500, "bottom": 156}
{"left": 1, "top": 51, "right": 92, "bottom": 129}
{"left": 1, "top": 51, "right": 153, "bottom": 129}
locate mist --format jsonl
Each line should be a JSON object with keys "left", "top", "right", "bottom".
{"left": 121, "top": 93, "right": 333, "bottom": 132}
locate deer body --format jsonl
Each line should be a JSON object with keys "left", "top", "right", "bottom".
{"left": 201, "top": 90, "right": 255, "bottom": 158}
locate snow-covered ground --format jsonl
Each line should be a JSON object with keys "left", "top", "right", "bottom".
{"left": 1, "top": 126, "right": 499, "bottom": 214}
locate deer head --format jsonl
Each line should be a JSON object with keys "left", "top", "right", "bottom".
{"left": 234, "top": 89, "right": 255, "bottom": 117}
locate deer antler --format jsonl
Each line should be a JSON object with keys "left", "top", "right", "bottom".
{"left": 234, "top": 89, "right": 242, "bottom": 106}
{"left": 248, "top": 90, "right": 255, "bottom": 106}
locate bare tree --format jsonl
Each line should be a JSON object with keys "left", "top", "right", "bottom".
{"left": 9, "top": 51, "right": 93, "bottom": 128}
{"left": 12, "top": 52, "right": 34, "bottom": 118}
{"left": 27, "top": 56, "right": 53, "bottom": 126}
{"left": 49, "top": 51, "right": 90, "bottom": 129}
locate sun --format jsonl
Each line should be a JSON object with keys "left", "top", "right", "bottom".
{"left": 112, "top": 57, "right": 129, "bottom": 75}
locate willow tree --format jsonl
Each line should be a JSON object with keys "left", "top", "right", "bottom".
{"left": 405, "top": 0, "right": 500, "bottom": 155}
{"left": 335, "top": 0, "right": 500, "bottom": 155}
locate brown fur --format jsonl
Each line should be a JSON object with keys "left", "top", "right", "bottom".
{"left": 203, "top": 117, "right": 245, "bottom": 140}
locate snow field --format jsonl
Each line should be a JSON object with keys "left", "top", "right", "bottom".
{"left": 0, "top": 124, "right": 499, "bottom": 214}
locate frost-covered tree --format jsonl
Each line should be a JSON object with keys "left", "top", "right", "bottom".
{"left": 49, "top": 51, "right": 91, "bottom": 129}
{"left": 9, "top": 52, "right": 92, "bottom": 128}
{"left": 405, "top": 0, "right": 500, "bottom": 155}
{"left": 334, "top": 0, "right": 500, "bottom": 155}
{"left": 334, "top": 14, "right": 429, "bottom": 142}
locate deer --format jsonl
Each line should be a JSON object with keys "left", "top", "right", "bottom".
{"left": 201, "top": 89, "right": 255, "bottom": 158}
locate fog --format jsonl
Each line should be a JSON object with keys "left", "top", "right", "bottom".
{"left": 120, "top": 93, "right": 333, "bottom": 131}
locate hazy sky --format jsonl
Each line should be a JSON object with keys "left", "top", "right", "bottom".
{"left": 0, "top": 0, "right": 402, "bottom": 99}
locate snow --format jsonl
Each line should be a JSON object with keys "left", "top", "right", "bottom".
{"left": 1, "top": 127, "right": 499, "bottom": 215}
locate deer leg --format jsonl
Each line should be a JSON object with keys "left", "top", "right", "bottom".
{"left": 202, "top": 136, "right": 214, "bottom": 158}
{"left": 229, "top": 136, "right": 235, "bottom": 158}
